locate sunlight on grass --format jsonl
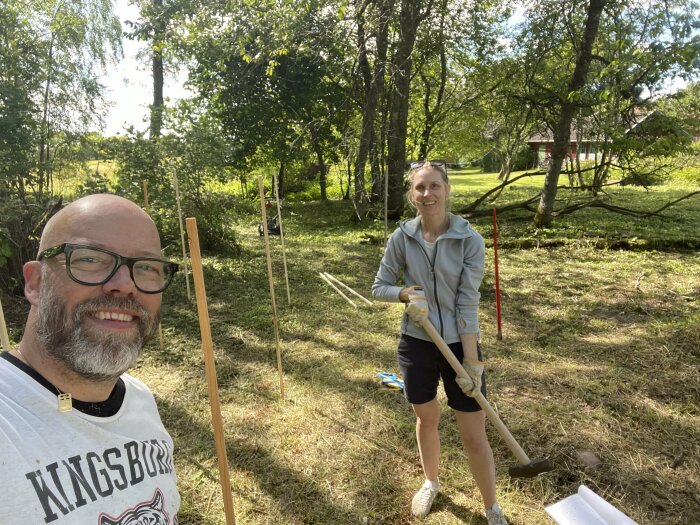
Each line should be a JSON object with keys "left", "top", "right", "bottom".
{"left": 4, "top": 170, "right": 699, "bottom": 524}
{"left": 125, "top": 193, "right": 700, "bottom": 524}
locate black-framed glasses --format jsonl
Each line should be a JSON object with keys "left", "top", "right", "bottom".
{"left": 409, "top": 160, "right": 447, "bottom": 171}
{"left": 38, "top": 243, "right": 179, "bottom": 294}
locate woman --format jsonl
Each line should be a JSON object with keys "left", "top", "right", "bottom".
{"left": 372, "top": 161, "right": 507, "bottom": 524}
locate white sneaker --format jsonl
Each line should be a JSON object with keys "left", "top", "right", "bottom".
{"left": 485, "top": 502, "right": 508, "bottom": 525}
{"left": 411, "top": 480, "right": 439, "bottom": 517}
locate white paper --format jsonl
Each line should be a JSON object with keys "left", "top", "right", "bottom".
{"left": 545, "top": 485, "right": 639, "bottom": 525}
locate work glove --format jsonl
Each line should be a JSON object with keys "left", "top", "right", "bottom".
{"left": 455, "top": 362, "right": 484, "bottom": 398}
{"left": 405, "top": 287, "right": 429, "bottom": 323}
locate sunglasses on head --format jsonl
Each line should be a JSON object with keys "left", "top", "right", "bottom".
{"left": 410, "top": 160, "right": 447, "bottom": 170}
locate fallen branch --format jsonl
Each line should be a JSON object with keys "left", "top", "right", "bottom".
{"left": 553, "top": 191, "right": 700, "bottom": 218}
{"left": 461, "top": 194, "right": 541, "bottom": 218}
{"left": 459, "top": 172, "right": 546, "bottom": 213}
{"left": 461, "top": 190, "right": 700, "bottom": 220}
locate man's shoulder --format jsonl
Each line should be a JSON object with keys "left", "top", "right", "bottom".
{"left": 121, "top": 373, "right": 155, "bottom": 396}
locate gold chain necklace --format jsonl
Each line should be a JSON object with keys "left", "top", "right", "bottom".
{"left": 15, "top": 347, "right": 73, "bottom": 413}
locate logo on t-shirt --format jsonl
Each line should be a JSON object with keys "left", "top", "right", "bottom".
{"left": 99, "top": 489, "right": 171, "bottom": 525}
{"left": 24, "top": 439, "right": 175, "bottom": 523}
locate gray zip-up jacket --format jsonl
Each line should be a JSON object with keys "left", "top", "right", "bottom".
{"left": 372, "top": 213, "right": 485, "bottom": 344}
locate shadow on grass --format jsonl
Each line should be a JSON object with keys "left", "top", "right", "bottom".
{"left": 156, "top": 395, "right": 369, "bottom": 524}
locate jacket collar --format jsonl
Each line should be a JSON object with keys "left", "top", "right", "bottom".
{"left": 399, "top": 213, "right": 474, "bottom": 241}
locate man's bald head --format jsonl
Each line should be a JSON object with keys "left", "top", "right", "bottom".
{"left": 21, "top": 193, "right": 165, "bottom": 384}
{"left": 39, "top": 194, "right": 161, "bottom": 256}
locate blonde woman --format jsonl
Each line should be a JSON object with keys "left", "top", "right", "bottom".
{"left": 372, "top": 161, "right": 507, "bottom": 524}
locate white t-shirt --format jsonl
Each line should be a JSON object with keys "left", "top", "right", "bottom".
{"left": 421, "top": 237, "right": 436, "bottom": 264}
{"left": 0, "top": 354, "right": 180, "bottom": 524}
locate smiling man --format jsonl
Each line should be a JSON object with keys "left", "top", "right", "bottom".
{"left": 0, "top": 194, "right": 181, "bottom": 524}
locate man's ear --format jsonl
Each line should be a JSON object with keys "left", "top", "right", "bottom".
{"left": 23, "top": 261, "right": 42, "bottom": 306}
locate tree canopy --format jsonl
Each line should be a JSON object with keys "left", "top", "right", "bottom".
{"left": 1, "top": 0, "right": 699, "bottom": 286}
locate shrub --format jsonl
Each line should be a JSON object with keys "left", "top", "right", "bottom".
{"left": 110, "top": 130, "right": 242, "bottom": 257}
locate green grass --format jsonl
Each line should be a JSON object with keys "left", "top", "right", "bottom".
{"left": 449, "top": 167, "right": 700, "bottom": 250}
{"left": 2, "top": 173, "right": 699, "bottom": 524}
{"left": 49, "top": 159, "right": 119, "bottom": 196}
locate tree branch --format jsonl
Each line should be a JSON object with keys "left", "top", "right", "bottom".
{"left": 458, "top": 170, "right": 546, "bottom": 213}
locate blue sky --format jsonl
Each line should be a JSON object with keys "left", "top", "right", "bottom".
{"left": 100, "top": 0, "right": 192, "bottom": 136}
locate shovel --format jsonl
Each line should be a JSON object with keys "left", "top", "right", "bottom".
{"left": 417, "top": 317, "right": 552, "bottom": 478}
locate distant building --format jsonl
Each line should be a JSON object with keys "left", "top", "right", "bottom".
{"left": 527, "top": 123, "right": 599, "bottom": 168}
{"left": 526, "top": 110, "right": 690, "bottom": 168}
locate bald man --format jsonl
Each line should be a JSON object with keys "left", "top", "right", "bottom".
{"left": 0, "top": 194, "right": 181, "bottom": 524}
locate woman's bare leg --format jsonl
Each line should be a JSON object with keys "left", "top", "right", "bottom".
{"left": 454, "top": 409, "right": 497, "bottom": 508}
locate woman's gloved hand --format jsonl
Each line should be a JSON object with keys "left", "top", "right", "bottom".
{"left": 405, "top": 287, "right": 428, "bottom": 322}
{"left": 455, "top": 362, "right": 484, "bottom": 398}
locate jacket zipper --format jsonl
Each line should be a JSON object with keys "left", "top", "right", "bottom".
{"left": 432, "top": 242, "right": 444, "bottom": 337}
{"left": 414, "top": 236, "right": 445, "bottom": 338}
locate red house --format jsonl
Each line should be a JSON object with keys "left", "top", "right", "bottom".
{"left": 527, "top": 125, "right": 600, "bottom": 168}
{"left": 527, "top": 111, "right": 688, "bottom": 168}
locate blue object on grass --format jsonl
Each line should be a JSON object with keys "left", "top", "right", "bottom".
{"left": 377, "top": 371, "right": 405, "bottom": 391}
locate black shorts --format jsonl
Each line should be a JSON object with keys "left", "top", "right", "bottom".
{"left": 397, "top": 334, "right": 486, "bottom": 412}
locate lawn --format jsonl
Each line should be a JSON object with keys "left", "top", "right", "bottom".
{"left": 2, "top": 172, "right": 699, "bottom": 524}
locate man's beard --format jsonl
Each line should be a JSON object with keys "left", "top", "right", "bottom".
{"left": 34, "top": 278, "right": 160, "bottom": 382}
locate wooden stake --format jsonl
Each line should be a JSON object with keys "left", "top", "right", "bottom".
{"left": 258, "top": 177, "right": 285, "bottom": 400}
{"left": 172, "top": 168, "right": 192, "bottom": 301}
{"left": 142, "top": 180, "right": 149, "bottom": 210}
{"left": 143, "top": 180, "right": 164, "bottom": 350}
{"left": 273, "top": 174, "right": 291, "bottom": 304}
{"left": 322, "top": 273, "right": 373, "bottom": 305}
{"left": 0, "top": 297, "right": 11, "bottom": 351}
{"left": 319, "top": 272, "right": 357, "bottom": 308}
{"left": 186, "top": 217, "right": 237, "bottom": 525}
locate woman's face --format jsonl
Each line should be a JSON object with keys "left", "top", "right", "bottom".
{"left": 410, "top": 167, "right": 449, "bottom": 216}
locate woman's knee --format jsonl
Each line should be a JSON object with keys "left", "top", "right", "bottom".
{"left": 461, "top": 429, "right": 490, "bottom": 455}
{"left": 414, "top": 401, "right": 441, "bottom": 430}
{"left": 454, "top": 411, "right": 489, "bottom": 452}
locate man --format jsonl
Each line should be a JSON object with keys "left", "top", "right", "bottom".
{"left": 0, "top": 194, "right": 181, "bottom": 524}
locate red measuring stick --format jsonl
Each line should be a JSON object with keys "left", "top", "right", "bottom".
{"left": 492, "top": 208, "right": 503, "bottom": 340}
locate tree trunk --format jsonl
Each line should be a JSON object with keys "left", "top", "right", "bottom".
{"left": 38, "top": 33, "right": 56, "bottom": 193}
{"left": 370, "top": 137, "right": 382, "bottom": 199}
{"left": 498, "top": 154, "right": 513, "bottom": 182}
{"left": 592, "top": 147, "right": 610, "bottom": 192}
{"left": 354, "top": 0, "right": 391, "bottom": 204}
{"left": 386, "top": 0, "right": 424, "bottom": 219}
{"left": 418, "top": 10, "right": 447, "bottom": 159}
{"left": 534, "top": 0, "right": 607, "bottom": 226}
{"left": 354, "top": 15, "right": 372, "bottom": 203}
{"left": 277, "top": 160, "right": 285, "bottom": 199}
{"left": 150, "top": 0, "right": 164, "bottom": 140}
{"left": 345, "top": 159, "right": 352, "bottom": 199}
{"left": 418, "top": 72, "right": 432, "bottom": 160}
{"left": 310, "top": 130, "right": 327, "bottom": 200}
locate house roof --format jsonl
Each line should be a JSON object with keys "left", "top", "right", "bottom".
{"left": 528, "top": 110, "right": 691, "bottom": 143}
{"left": 625, "top": 110, "right": 692, "bottom": 138}
{"left": 527, "top": 121, "right": 597, "bottom": 143}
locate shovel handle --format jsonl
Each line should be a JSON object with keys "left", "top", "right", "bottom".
{"left": 418, "top": 318, "right": 531, "bottom": 466}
